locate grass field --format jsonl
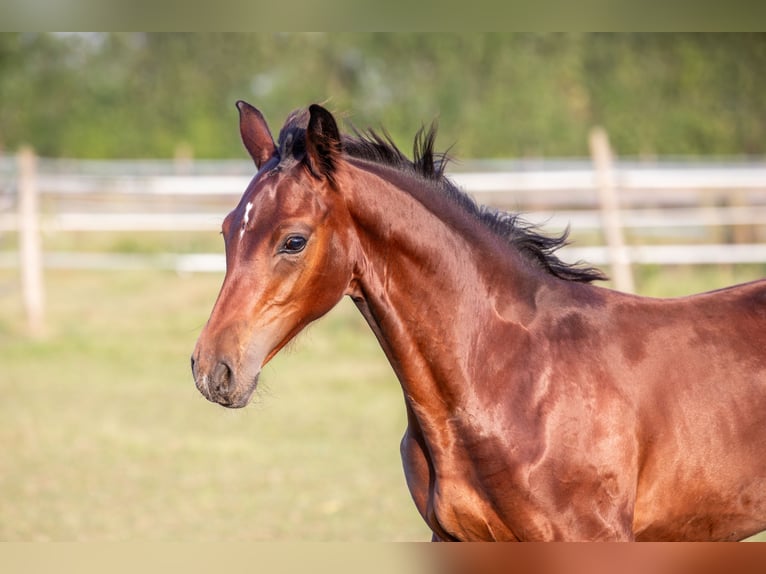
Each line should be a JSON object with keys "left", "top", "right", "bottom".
{"left": 1, "top": 263, "right": 764, "bottom": 541}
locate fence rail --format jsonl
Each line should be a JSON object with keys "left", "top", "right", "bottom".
{"left": 2, "top": 133, "right": 765, "bottom": 332}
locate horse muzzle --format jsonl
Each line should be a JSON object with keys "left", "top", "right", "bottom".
{"left": 191, "top": 354, "right": 260, "bottom": 408}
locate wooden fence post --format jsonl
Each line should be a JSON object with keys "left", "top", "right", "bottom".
{"left": 17, "top": 146, "right": 45, "bottom": 335}
{"left": 589, "top": 127, "right": 635, "bottom": 293}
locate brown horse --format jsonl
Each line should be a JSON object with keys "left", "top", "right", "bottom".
{"left": 191, "top": 101, "right": 766, "bottom": 541}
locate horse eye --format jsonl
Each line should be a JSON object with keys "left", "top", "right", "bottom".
{"left": 281, "top": 235, "right": 307, "bottom": 254}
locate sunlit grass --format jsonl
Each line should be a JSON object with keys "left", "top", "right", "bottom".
{"left": 0, "top": 269, "right": 425, "bottom": 541}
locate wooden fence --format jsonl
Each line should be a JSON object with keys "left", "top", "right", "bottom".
{"left": 1, "top": 129, "right": 766, "bottom": 333}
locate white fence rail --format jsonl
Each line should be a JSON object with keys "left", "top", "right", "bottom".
{"left": 1, "top": 137, "right": 765, "bottom": 332}
{"left": 3, "top": 162, "right": 766, "bottom": 231}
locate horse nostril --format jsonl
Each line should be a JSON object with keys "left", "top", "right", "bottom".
{"left": 190, "top": 355, "right": 196, "bottom": 377}
{"left": 211, "top": 361, "right": 232, "bottom": 393}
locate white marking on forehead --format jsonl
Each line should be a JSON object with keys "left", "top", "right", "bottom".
{"left": 240, "top": 201, "right": 253, "bottom": 240}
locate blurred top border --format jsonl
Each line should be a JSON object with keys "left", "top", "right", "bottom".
{"left": 1, "top": 1, "right": 766, "bottom": 32}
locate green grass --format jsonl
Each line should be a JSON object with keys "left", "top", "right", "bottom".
{"left": 0, "top": 269, "right": 426, "bottom": 541}
{"left": 0, "top": 264, "right": 764, "bottom": 541}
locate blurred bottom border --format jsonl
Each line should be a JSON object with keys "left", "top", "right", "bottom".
{"left": 429, "top": 542, "right": 766, "bottom": 574}
{"left": 1, "top": 542, "right": 765, "bottom": 574}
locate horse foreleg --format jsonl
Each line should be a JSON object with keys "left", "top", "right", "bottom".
{"left": 400, "top": 423, "right": 432, "bottom": 526}
{"left": 400, "top": 410, "right": 460, "bottom": 541}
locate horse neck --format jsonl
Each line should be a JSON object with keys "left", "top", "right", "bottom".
{"left": 342, "top": 160, "right": 547, "bottom": 432}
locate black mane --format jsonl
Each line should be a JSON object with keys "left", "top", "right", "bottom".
{"left": 277, "top": 109, "right": 606, "bottom": 284}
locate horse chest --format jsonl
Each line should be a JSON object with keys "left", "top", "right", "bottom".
{"left": 400, "top": 427, "right": 518, "bottom": 540}
{"left": 429, "top": 478, "right": 516, "bottom": 541}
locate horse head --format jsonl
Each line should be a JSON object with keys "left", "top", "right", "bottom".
{"left": 191, "top": 102, "right": 357, "bottom": 407}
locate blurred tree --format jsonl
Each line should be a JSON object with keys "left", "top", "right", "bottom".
{"left": 0, "top": 33, "right": 764, "bottom": 159}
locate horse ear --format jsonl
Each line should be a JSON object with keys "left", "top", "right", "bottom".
{"left": 305, "top": 104, "right": 342, "bottom": 181}
{"left": 236, "top": 100, "right": 276, "bottom": 169}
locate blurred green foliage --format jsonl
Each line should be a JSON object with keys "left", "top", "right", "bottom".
{"left": 1, "top": 33, "right": 765, "bottom": 159}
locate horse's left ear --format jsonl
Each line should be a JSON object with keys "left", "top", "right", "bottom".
{"left": 305, "top": 104, "right": 342, "bottom": 181}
